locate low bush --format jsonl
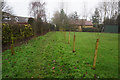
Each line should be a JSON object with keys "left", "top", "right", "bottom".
{"left": 2, "top": 23, "right": 33, "bottom": 45}
{"left": 82, "top": 28, "right": 100, "bottom": 32}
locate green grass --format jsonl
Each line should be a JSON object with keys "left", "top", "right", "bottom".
{"left": 2, "top": 31, "right": 118, "bottom": 78}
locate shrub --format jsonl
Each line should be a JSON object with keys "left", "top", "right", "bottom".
{"left": 2, "top": 23, "right": 33, "bottom": 45}
{"left": 28, "top": 18, "right": 34, "bottom": 25}
{"left": 2, "top": 24, "right": 11, "bottom": 44}
{"left": 82, "top": 28, "right": 100, "bottom": 32}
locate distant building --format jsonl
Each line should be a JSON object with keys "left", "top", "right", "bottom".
{"left": 71, "top": 19, "right": 93, "bottom": 31}
{"left": 15, "top": 16, "right": 29, "bottom": 24}
{"left": 2, "top": 12, "right": 16, "bottom": 23}
{"left": 83, "top": 21, "right": 93, "bottom": 28}
{"left": 71, "top": 19, "right": 93, "bottom": 27}
{"left": 2, "top": 11, "right": 29, "bottom": 24}
{"left": 104, "top": 25, "right": 118, "bottom": 33}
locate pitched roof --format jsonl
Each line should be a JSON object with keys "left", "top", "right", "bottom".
{"left": 15, "top": 16, "right": 29, "bottom": 22}
{"left": 71, "top": 19, "right": 93, "bottom": 26}
{"left": 84, "top": 21, "right": 93, "bottom": 26}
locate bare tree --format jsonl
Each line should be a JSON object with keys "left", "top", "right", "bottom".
{"left": 81, "top": 1, "right": 88, "bottom": 27}
{"left": 92, "top": 8, "right": 100, "bottom": 28}
{"left": 97, "top": 1, "right": 109, "bottom": 22}
{"left": 97, "top": 0, "right": 118, "bottom": 23}
{"left": 29, "top": 0, "right": 46, "bottom": 21}
{"left": 97, "top": 6, "right": 103, "bottom": 24}
{"left": 108, "top": 0, "right": 118, "bottom": 19}
{"left": 29, "top": 0, "right": 46, "bottom": 36}
{"left": 1, "top": 0, "right": 13, "bottom": 14}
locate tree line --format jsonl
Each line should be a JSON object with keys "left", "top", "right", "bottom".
{"left": 1, "top": 0, "right": 119, "bottom": 33}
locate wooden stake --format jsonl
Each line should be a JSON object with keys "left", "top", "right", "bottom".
{"left": 11, "top": 34, "right": 15, "bottom": 55}
{"left": 68, "top": 32, "right": 70, "bottom": 44}
{"left": 64, "top": 31, "right": 66, "bottom": 42}
{"left": 93, "top": 39, "right": 99, "bottom": 69}
{"left": 11, "top": 44, "right": 15, "bottom": 55}
{"left": 73, "top": 32, "right": 75, "bottom": 53}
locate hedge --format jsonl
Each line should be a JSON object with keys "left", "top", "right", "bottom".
{"left": 2, "top": 23, "right": 33, "bottom": 45}
{"left": 82, "top": 28, "right": 100, "bottom": 32}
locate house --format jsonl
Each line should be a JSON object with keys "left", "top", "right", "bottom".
{"left": 83, "top": 21, "right": 93, "bottom": 28}
{"left": 2, "top": 11, "right": 16, "bottom": 23}
{"left": 71, "top": 19, "right": 93, "bottom": 31}
{"left": 2, "top": 11, "right": 29, "bottom": 24}
{"left": 15, "top": 16, "right": 29, "bottom": 24}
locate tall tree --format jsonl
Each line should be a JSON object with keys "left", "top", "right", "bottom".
{"left": 60, "top": 9, "right": 68, "bottom": 30}
{"left": 29, "top": 0, "right": 46, "bottom": 35}
{"left": 52, "top": 11, "right": 60, "bottom": 30}
{"left": 68, "top": 11, "right": 80, "bottom": 29}
{"left": 97, "top": 0, "right": 118, "bottom": 23}
{"left": 69, "top": 11, "right": 79, "bottom": 21}
{"left": 104, "top": 11, "right": 118, "bottom": 25}
{"left": 92, "top": 8, "right": 100, "bottom": 27}
{"left": 29, "top": 0, "right": 46, "bottom": 21}
{"left": 52, "top": 9, "right": 69, "bottom": 31}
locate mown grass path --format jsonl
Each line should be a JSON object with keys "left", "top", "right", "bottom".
{"left": 2, "top": 32, "right": 118, "bottom": 78}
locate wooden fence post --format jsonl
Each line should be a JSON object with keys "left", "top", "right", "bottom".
{"left": 93, "top": 39, "right": 99, "bottom": 69}
{"left": 73, "top": 32, "right": 75, "bottom": 52}
{"left": 64, "top": 30, "right": 66, "bottom": 42}
{"left": 11, "top": 44, "right": 15, "bottom": 55}
{"left": 11, "top": 34, "right": 15, "bottom": 55}
{"left": 68, "top": 32, "right": 70, "bottom": 44}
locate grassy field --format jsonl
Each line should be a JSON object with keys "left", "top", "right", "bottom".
{"left": 2, "top": 31, "right": 118, "bottom": 78}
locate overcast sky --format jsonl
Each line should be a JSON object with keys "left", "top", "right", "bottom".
{"left": 5, "top": 0, "right": 103, "bottom": 21}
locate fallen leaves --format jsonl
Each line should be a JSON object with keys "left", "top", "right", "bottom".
{"left": 52, "top": 67, "right": 55, "bottom": 70}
